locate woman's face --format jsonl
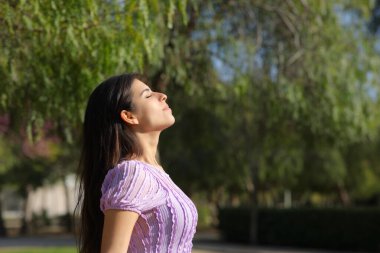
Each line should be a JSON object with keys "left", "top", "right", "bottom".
{"left": 126, "top": 79, "right": 175, "bottom": 132}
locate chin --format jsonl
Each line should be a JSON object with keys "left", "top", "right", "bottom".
{"left": 163, "top": 117, "right": 175, "bottom": 130}
{"left": 165, "top": 117, "right": 176, "bottom": 129}
{"left": 147, "top": 118, "right": 176, "bottom": 132}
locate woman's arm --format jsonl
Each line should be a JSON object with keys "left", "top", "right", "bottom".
{"left": 100, "top": 209, "right": 139, "bottom": 253}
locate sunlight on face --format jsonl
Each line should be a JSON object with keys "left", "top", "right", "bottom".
{"left": 129, "top": 79, "right": 175, "bottom": 132}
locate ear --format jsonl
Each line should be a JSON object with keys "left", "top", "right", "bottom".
{"left": 120, "top": 110, "right": 139, "bottom": 125}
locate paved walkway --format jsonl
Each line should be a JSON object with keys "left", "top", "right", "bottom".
{"left": 192, "top": 232, "right": 352, "bottom": 253}
{"left": 0, "top": 233, "right": 356, "bottom": 253}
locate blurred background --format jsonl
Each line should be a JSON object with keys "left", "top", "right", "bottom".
{"left": 1, "top": 0, "right": 380, "bottom": 252}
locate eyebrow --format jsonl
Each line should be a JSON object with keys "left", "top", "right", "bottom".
{"left": 140, "top": 88, "right": 151, "bottom": 96}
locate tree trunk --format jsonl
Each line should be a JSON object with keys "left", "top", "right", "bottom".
{"left": 19, "top": 195, "right": 28, "bottom": 235}
{"left": 20, "top": 185, "right": 33, "bottom": 235}
{"left": 62, "top": 176, "right": 72, "bottom": 233}
{"left": 337, "top": 183, "right": 351, "bottom": 206}
{"left": 0, "top": 193, "right": 7, "bottom": 237}
{"left": 249, "top": 159, "right": 259, "bottom": 244}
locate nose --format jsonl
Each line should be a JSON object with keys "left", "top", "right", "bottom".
{"left": 160, "top": 93, "right": 167, "bottom": 101}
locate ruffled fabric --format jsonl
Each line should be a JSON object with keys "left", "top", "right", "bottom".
{"left": 100, "top": 160, "right": 198, "bottom": 253}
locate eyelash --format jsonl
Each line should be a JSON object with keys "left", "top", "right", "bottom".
{"left": 146, "top": 95, "right": 152, "bottom": 98}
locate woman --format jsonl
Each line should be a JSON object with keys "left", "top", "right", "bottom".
{"left": 77, "top": 73, "right": 198, "bottom": 253}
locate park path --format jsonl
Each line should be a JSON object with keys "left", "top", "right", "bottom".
{"left": 0, "top": 232, "right": 357, "bottom": 253}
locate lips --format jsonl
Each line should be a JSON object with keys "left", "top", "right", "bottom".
{"left": 163, "top": 104, "right": 171, "bottom": 110}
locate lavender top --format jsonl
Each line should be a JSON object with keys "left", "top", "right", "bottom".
{"left": 100, "top": 160, "right": 198, "bottom": 253}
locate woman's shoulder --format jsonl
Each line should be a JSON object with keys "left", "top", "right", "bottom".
{"left": 112, "top": 159, "right": 142, "bottom": 172}
{"left": 100, "top": 160, "right": 168, "bottom": 213}
{"left": 102, "top": 160, "right": 149, "bottom": 188}
{"left": 114, "top": 159, "right": 156, "bottom": 170}
{"left": 108, "top": 159, "right": 167, "bottom": 177}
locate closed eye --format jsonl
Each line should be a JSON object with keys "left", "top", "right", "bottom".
{"left": 140, "top": 88, "right": 153, "bottom": 98}
{"left": 146, "top": 91, "right": 154, "bottom": 98}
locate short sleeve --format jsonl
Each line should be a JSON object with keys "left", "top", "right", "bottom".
{"left": 100, "top": 160, "right": 168, "bottom": 214}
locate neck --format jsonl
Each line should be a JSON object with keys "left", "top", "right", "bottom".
{"left": 133, "top": 131, "right": 161, "bottom": 166}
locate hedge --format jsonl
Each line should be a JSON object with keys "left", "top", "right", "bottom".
{"left": 218, "top": 207, "right": 380, "bottom": 252}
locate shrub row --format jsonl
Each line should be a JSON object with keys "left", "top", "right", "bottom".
{"left": 218, "top": 207, "right": 380, "bottom": 252}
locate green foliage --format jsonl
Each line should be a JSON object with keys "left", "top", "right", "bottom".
{"left": 344, "top": 140, "right": 380, "bottom": 200}
{"left": 158, "top": 0, "right": 380, "bottom": 205}
{"left": 1, "top": 0, "right": 380, "bottom": 209}
{"left": 369, "top": 0, "right": 380, "bottom": 33}
{"left": 0, "top": 0, "right": 190, "bottom": 139}
{"left": 7, "top": 158, "right": 52, "bottom": 197}
{"left": 0, "top": 137, "right": 16, "bottom": 177}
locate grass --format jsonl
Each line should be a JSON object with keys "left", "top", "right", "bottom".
{"left": 0, "top": 247, "right": 76, "bottom": 253}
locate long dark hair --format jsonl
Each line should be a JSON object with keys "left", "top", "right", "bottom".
{"left": 76, "top": 73, "right": 145, "bottom": 253}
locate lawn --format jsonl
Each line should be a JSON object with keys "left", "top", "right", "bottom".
{"left": 0, "top": 247, "right": 76, "bottom": 253}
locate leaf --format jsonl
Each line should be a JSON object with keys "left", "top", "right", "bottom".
{"left": 167, "top": 0, "right": 175, "bottom": 29}
{"left": 66, "top": 25, "right": 79, "bottom": 48}
{"left": 22, "top": 15, "right": 33, "bottom": 30}
{"left": 178, "top": 0, "right": 188, "bottom": 24}
{"left": 139, "top": 0, "right": 150, "bottom": 27}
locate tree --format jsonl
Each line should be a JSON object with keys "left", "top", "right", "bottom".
{"left": 156, "top": 0, "right": 380, "bottom": 243}
{"left": 369, "top": 0, "right": 380, "bottom": 34}
{"left": 1, "top": 0, "right": 380, "bottom": 241}
{"left": 0, "top": 135, "right": 17, "bottom": 236}
{"left": 0, "top": 0, "right": 191, "bottom": 235}
{"left": 0, "top": 0, "right": 190, "bottom": 140}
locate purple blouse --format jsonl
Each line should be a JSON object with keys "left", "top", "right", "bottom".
{"left": 100, "top": 160, "right": 198, "bottom": 253}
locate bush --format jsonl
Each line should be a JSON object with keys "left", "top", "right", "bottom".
{"left": 218, "top": 206, "right": 251, "bottom": 243}
{"left": 218, "top": 207, "right": 380, "bottom": 252}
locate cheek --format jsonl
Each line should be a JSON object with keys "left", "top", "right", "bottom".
{"left": 136, "top": 103, "right": 157, "bottom": 122}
